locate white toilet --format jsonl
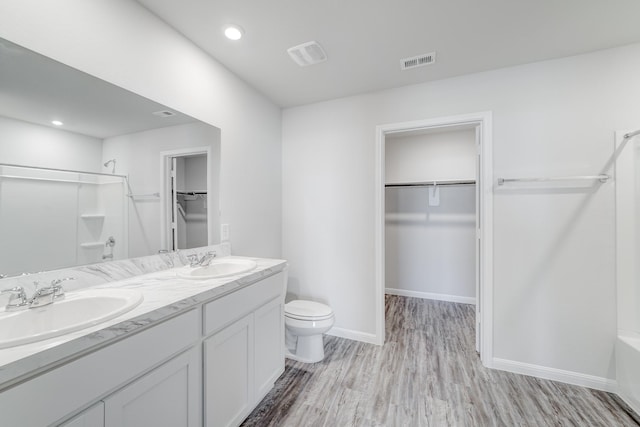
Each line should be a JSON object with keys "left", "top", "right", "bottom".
{"left": 284, "top": 300, "right": 334, "bottom": 363}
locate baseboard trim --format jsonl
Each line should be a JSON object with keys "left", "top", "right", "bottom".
{"left": 385, "top": 288, "right": 475, "bottom": 305}
{"left": 327, "top": 327, "right": 380, "bottom": 345}
{"left": 617, "top": 393, "right": 640, "bottom": 423}
{"left": 492, "top": 358, "right": 617, "bottom": 393}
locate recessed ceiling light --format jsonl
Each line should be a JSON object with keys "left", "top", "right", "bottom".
{"left": 51, "top": 120, "right": 63, "bottom": 126}
{"left": 224, "top": 25, "right": 244, "bottom": 41}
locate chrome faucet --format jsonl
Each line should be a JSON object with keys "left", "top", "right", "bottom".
{"left": 29, "top": 277, "right": 73, "bottom": 308}
{"left": 0, "top": 277, "right": 74, "bottom": 310}
{"left": 1, "top": 286, "right": 29, "bottom": 311}
{"left": 188, "top": 251, "right": 217, "bottom": 267}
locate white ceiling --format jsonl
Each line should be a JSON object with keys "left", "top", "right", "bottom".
{"left": 136, "top": 0, "right": 640, "bottom": 108}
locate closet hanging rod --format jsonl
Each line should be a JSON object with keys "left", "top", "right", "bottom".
{"left": 624, "top": 129, "right": 640, "bottom": 139}
{"left": 176, "top": 191, "right": 208, "bottom": 195}
{"left": 385, "top": 179, "right": 476, "bottom": 188}
{"left": 497, "top": 174, "right": 610, "bottom": 185}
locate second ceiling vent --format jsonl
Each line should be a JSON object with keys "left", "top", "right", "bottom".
{"left": 401, "top": 52, "right": 436, "bottom": 70}
{"left": 287, "top": 41, "right": 327, "bottom": 67}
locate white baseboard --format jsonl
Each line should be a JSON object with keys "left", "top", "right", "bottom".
{"left": 327, "top": 327, "right": 380, "bottom": 345}
{"left": 492, "top": 358, "right": 617, "bottom": 393}
{"left": 385, "top": 287, "right": 475, "bottom": 305}
{"left": 618, "top": 392, "right": 640, "bottom": 420}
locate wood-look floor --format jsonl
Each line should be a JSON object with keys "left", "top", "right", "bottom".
{"left": 242, "top": 295, "right": 640, "bottom": 426}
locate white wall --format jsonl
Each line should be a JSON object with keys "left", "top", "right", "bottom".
{"left": 385, "top": 129, "right": 476, "bottom": 183}
{"left": 0, "top": 0, "right": 282, "bottom": 258}
{"left": 184, "top": 155, "right": 207, "bottom": 192}
{"left": 0, "top": 116, "right": 102, "bottom": 171}
{"left": 283, "top": 43, "right": 640, "bottom": 385}
{"left": 103, "top": 122, "right": 219, "bottom": 257}
{"left": 615, "top": 133, "right": 640, "bottom": 335}
{"left": 385, "top": 186, "right": 476, "bottom": 302}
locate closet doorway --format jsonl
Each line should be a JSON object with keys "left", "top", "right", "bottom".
{"left": 160, "top": 147, "right": 213, "bottom": 251}
{"left": 375, "top": 112, "right": 493, "bottom": 364}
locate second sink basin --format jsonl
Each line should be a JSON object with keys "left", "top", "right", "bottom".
{"left": 178, "top": 258, "right": 257, "bottom": 280}
{"left": 0, "top": 288, "right": 143, "bottom": 349}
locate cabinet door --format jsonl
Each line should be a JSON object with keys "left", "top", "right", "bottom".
{"left": 254, "top": 297, "right": 285, "bottom": 401}
{"left": 58, "top": 402, "right": 104, "bottom": 427}
{"left": 204, "top": 313, "right": 254, "bottom": 427}
{"left": 104, "top": 348, "right": 200, "bottom": 427}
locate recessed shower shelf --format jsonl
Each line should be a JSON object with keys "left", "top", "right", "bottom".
{"left": 80, "top": 242, "right": 104, "bottom": 249}
{"left": 80, "top": 214, "right": 105, "bottom": 220}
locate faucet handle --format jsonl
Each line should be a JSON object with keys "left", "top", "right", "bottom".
{"left": 187, "top": 254, "right": 199, "bottom": 267}
{"left": 50, "top": 277, "right": 74, "bottom": 300}
{"left": 51, "top": 277, "right": 75, "bottom": 287}
{"left": 199, "top": 251, "right": 217, "bottom": 267}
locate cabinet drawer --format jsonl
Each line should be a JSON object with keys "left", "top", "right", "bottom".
{"left": 204, "top": 272, "right": 284, "bottom": 336}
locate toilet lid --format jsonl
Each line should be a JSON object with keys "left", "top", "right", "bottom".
{"left": 285, "top": 300, "right": 333, "bottom": 320}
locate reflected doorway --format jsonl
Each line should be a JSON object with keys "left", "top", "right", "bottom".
{"left": 160, "top": 146, "right": 214, "bottom": 252}
{"left": 170, "top": 154, "right": 208, "bottom": 250}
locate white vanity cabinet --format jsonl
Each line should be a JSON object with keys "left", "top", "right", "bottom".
{"left": 204, "top": 313, "right": 254, "bottom": 427}
{"left": 60, "top": 402, "right": 104, "bottom": 427}
{"left": 103, "top": 347, "right": 200, "bottom": 427}
{"left": 203, "top": 272, "right": 286, "bottom": 427}
{"left": 1, "top": 309, "right": 200, "bottom": 427}
{"left": 254, "top": 296, "right": 286, "bottom": 400}
{"left": 0, "top": 268, "right": 286, "bottom": 427}
{"left": 60, "top": 345, "right": 200, "bottom": 427}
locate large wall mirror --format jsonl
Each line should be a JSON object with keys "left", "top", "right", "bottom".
{"left": 0, "top": 38, "right": 221, "bottom": 277}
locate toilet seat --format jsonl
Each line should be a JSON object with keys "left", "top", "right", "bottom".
{"left": 285, "top": 300, "right": 333, "bottom": 321}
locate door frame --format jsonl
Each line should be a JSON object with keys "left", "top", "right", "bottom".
{"left": 374, "top": 111, "right": 494, "bottom": 365}
{"left": 160, "top": 146, "right": 213, "bottom": 251}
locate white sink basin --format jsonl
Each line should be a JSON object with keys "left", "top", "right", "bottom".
{"left": 0, "top": 288, "right": 143, "bottom": 348}
{"left": 178, "top": 258, "right": 257, "bottom": 280}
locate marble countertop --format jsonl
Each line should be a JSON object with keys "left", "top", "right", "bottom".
{"left": 0, "top": 254, "right": 287, "bottom": 390}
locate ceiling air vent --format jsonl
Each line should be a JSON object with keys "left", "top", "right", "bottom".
{"left": 400, "top": 52, "right": 436, "bottom": 70}
{"left": 152, "top": 110, "right": 176, "bottom": 118}
{"left": 287, "top": 41, "right": 327, "bottom": 67}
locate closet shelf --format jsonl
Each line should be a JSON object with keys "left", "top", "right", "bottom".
{"left": 385, "top": 179, "right": 476, "bottom": 188}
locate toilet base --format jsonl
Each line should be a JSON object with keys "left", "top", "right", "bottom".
{"left": 284, "top": 334, "right": 326, "bottom": 363}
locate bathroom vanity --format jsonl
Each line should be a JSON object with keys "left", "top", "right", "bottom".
{"left": 0, "top": 247, "right": 287, "bottom": 427}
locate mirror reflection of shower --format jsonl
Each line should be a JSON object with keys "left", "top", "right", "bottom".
{"left": 0, "top": 163, "right": 127, "bottom": 275}
{"left": 103, "top": 159, "right": 116, "bottom": 174}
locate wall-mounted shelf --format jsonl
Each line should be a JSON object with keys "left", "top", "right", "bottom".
{"left": 80, "top": 214, "right": 106, "bottom": 220}
{"left": 80, "top": 242, "right": 104, "bottom": 249}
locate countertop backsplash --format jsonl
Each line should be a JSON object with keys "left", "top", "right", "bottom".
{"left": 0, "top": 243, "right": 232, "bottom": 295}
